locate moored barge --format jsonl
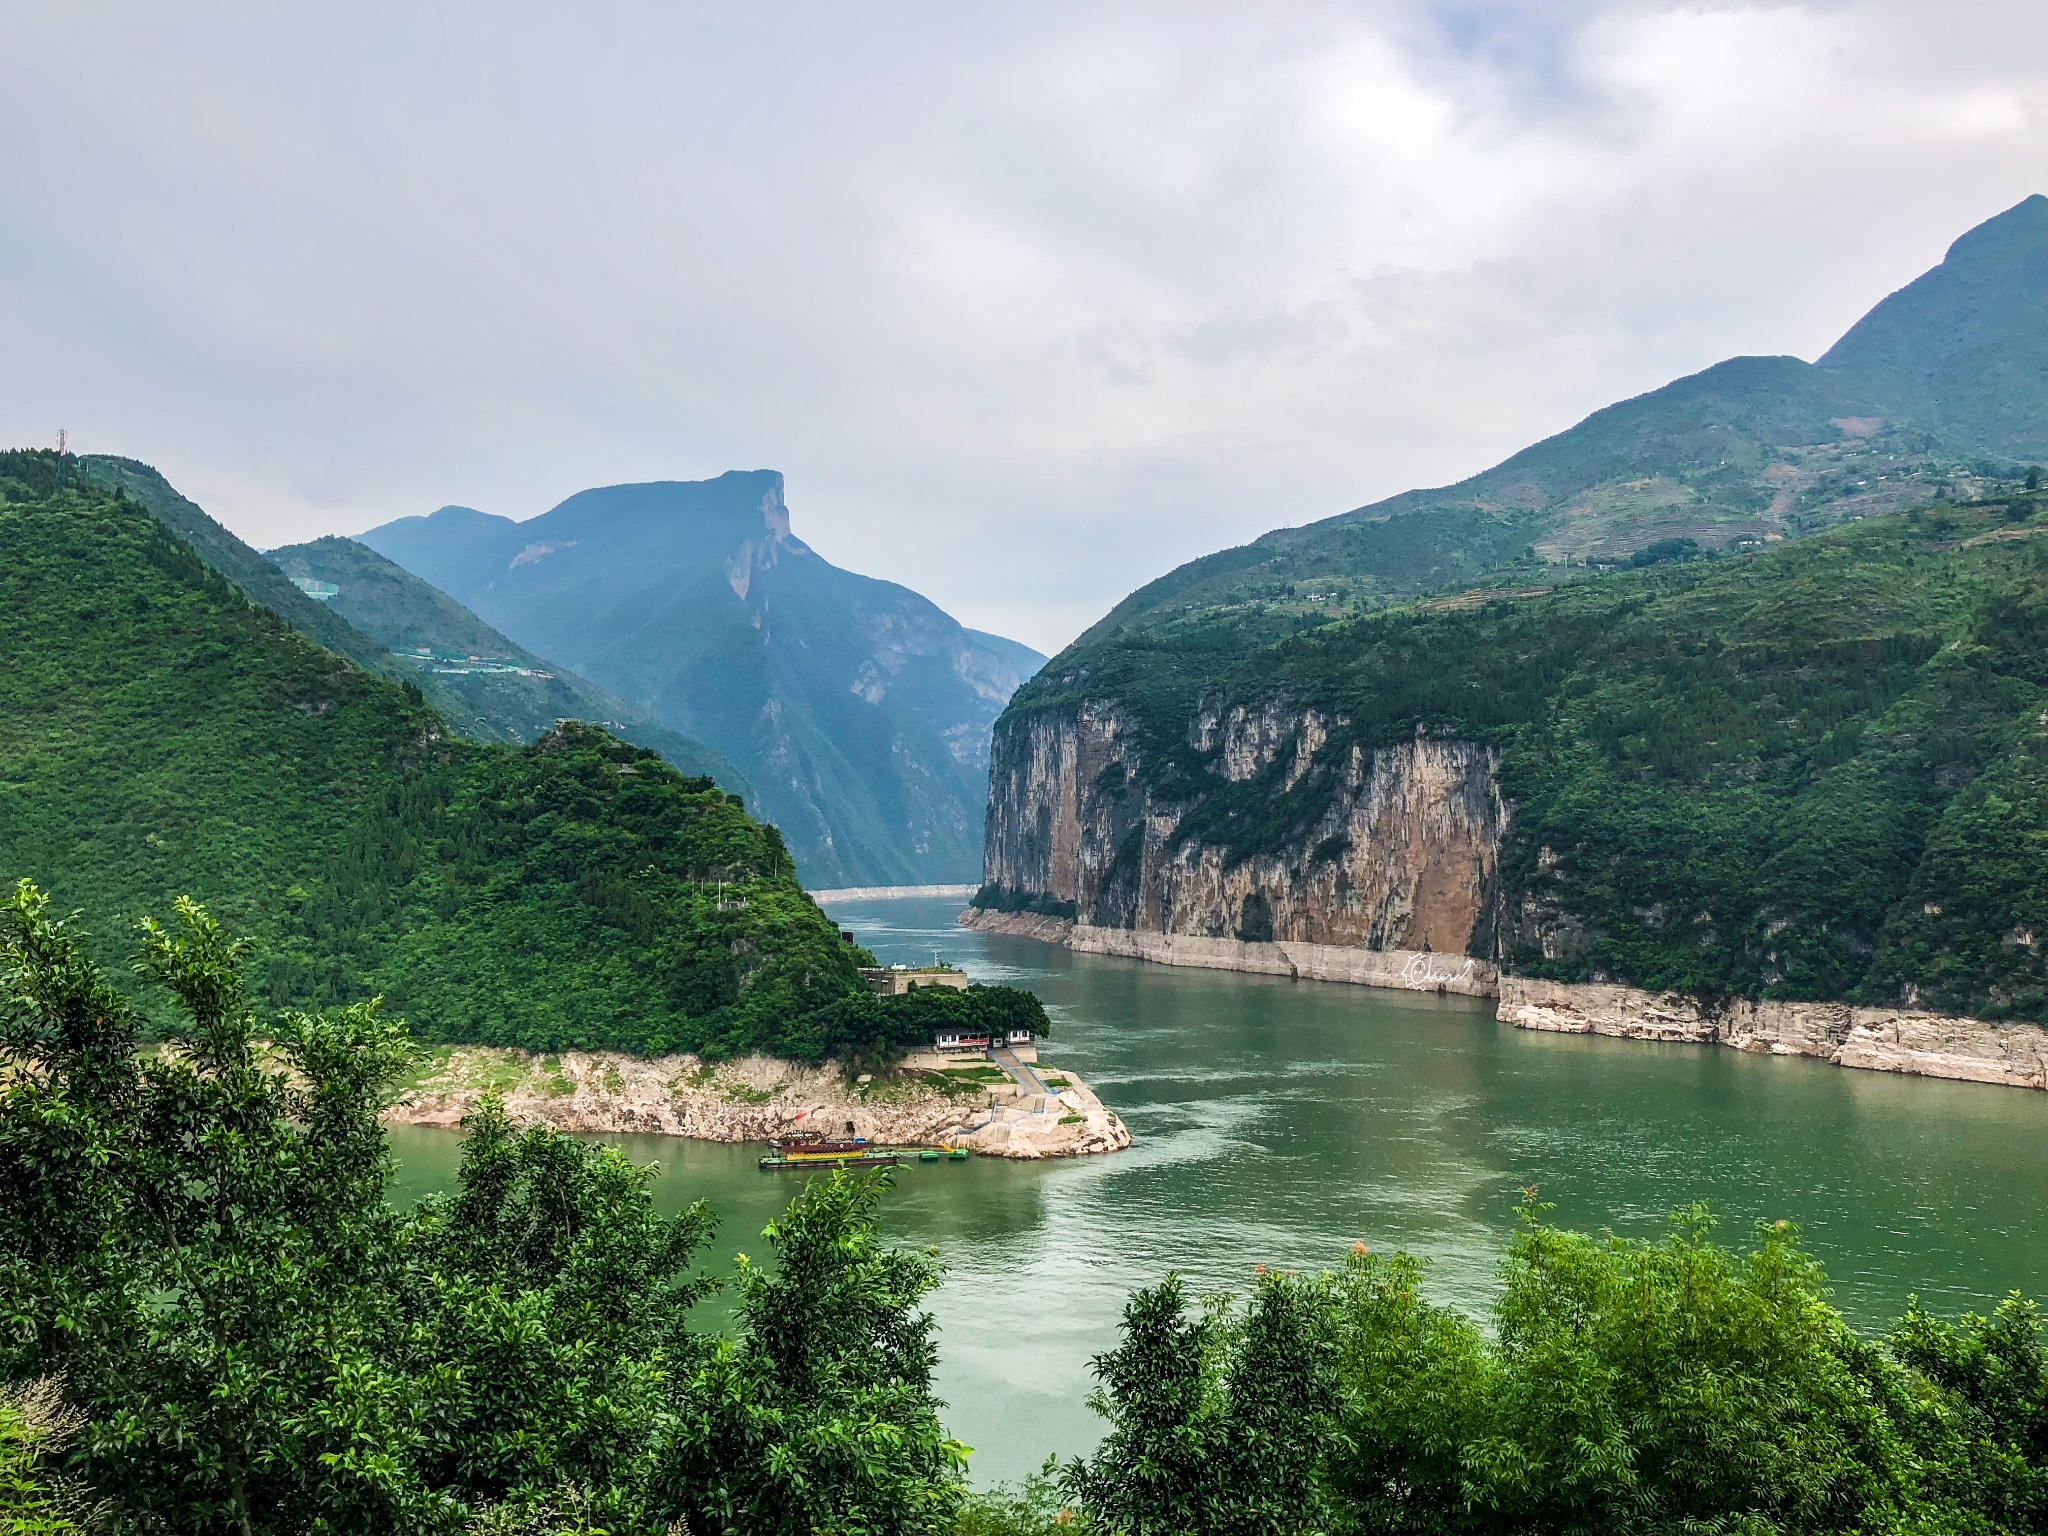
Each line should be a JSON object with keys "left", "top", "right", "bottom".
{"left": 758, "top": 1130, "right": 903, "bottom": 1172}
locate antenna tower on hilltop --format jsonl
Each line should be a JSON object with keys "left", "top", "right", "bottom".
{"left": 57, "top": 428, "right": 66, "bottom": 456}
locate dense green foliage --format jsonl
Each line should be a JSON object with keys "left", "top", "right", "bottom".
{"left": 0, "top": 452, "right": 866, "bottom": 1057}
{"left": 6, "top": 882, "right": 2046, "bottom": 1534}
{"left": 1018, "top": 489, "right": 2048, "bottom": 1018}
{"left": 1064, "top": 1206, "right": 2048, "bottom": 1536}
{"left": 0, "top": 1379, "right": 99, "bottom": 1533}
{"left": 0, "top": 886, "right": 961, "bottom": 1534}
{"left": 820, "top": 983, "right": 1052, "bottom": 1069}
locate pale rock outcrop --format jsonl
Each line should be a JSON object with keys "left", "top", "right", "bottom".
{"left": 1498, "top": 977, "right": 2048, "bottom": 1090}
{"left": 962, "top": 909, "right": 1496, "bottom": 997}
{"left": 381, "top": 1047, "right": 1131, "bottom": 1158}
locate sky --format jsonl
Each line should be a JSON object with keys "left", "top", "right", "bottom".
{"left": 3, "top": 2, "right": 2045, "bottom": 655}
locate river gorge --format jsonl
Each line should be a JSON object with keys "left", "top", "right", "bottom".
{"left": 389, "top": 894, "right": 2048, "bottom": 1488}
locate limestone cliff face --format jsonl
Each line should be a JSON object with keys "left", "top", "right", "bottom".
{"left": 981, "top": 699, "right": 1506, "bottom": 956}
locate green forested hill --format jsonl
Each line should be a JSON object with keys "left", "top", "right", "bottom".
{"left": 1139, "top": 488, "right": 2048, "bottom": 1019}
{"left": 1009, "top": 196, "right": 2046, "bottom": 741}
{"left": 84, "top": 455, "right": 746, "bottom": 794}
{"left": 267, "top": 533, "right": 748, "bottom": 792}
{"left": 0, "top": 450, "right": 863, "bottom": 1053}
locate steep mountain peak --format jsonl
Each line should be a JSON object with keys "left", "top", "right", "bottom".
{"left": 363, "top": 469, "right": 1046, "bottom": 885}
{"left": 1817, "top": 193, "right": 2048, "bottom": 458}
{"left": 535, "top": 469, "right": 793, "bottom": 549}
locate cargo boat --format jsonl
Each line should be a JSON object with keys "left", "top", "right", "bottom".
{"left": 759, "top": 1130, "right": 902, "bottom": 1172}
{"left": 758, "top": 1149, "right": 903, "bottom": 1171}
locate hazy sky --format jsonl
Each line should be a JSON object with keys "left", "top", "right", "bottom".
{"left": 4, "top": 2, "right": 2045, "bottom": 653}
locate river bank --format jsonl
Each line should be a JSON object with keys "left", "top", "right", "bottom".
{"left": 381, "top": 1044, "right": 1132, "bottom": 1158}
{"left": 962, "top": 909, "right": 2048, "bottom": 1092}
{"left": 960, "top": 908, "right": 1497, "bottom": 995}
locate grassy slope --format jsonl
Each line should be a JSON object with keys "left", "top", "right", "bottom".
{"left": 267, "top": 535, "right": 750, "bottom": 794}
{"left": 1140, "top": 489, "right": 2048, "bottom": 1019}
{"left": 0, "top": 451, "right": 864, "bottom": 1054}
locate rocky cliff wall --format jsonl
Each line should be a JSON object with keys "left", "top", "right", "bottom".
{"left": 981, "top": 701, "right": 1505, "bottom": 952}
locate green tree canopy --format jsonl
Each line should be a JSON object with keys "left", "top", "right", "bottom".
{"left": 0, "top": 881, "right": 960, "bottom": 1534}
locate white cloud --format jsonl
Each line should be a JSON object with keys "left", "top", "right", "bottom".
{"left": 0, "top": 0, "right": 2043, "bottom": 654}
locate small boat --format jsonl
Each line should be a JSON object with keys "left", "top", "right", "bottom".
{"left": 769, "top": 1131, "right": 871, "bottom": 1162}
{"left": 759, "top": 1149, "right": 902, "bottom": 1172}
{"left": 759, "top": 1129, "right": 907, "bottom": 1172}
{"left": 919, "top": 1149, "right": 940, "bottom": 1162}
{"left": 948, "top": 1148, "right": 970, "bottom": 1161}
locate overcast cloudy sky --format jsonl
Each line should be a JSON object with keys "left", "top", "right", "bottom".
{"left": 3, "top": 2, "right": 2044, "bottom": 652}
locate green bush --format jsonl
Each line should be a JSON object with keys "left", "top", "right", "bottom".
{"left": 0, "top": 883, "right": 961, "bottom": 1534}
{"left": 1063, "top": 1203, "right": 2048, "bottom": 1535}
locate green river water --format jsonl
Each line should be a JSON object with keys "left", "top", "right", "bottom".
{"left": 387, "top": 895, "right": 2048, "bottom": 1486}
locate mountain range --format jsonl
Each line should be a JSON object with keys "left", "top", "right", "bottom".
{"left": 360, "top": 471, "right": 1044, "bottom": 887}
{"left": 977, "top": 193, "right": 2048, "bottom": 1024}
{"left": 82, "top": 455, "right": 743, "bottom": 790}
{"left": 0, "top": 449, "right": 864, "bottom": 1053}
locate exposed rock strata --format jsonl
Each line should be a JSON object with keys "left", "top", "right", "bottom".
{"left": 983, "top": 703, "right": 1504, "bottom": 950}
{"left": 381, "top": 1047, "right": 1131, "bottom": 1158}
{"left": 1498, "top": 977, "right": 2048, "bottom": 1091}
{"left": 979, "top": 702, "right": 2048, "bottom": 1092}
{"left": 961, "top": 908, "right": 1496, "bottom": 997}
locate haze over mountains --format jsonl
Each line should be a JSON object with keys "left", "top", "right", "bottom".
{"left": 1064, "top": 194, "right": 2047, "bottom": 645}
{"left": 361, "top": 472, "right": 1044, "bottom": 887}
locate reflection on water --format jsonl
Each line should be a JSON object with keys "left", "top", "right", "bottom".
{"left": 388, "top": 897, "right": 2048, "bottom": 1485}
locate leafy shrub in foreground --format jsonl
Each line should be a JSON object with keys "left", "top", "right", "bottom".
{"left": 0, "top": 881, "right": 958, "bottom": 1534}
{"left": 1065, "top": 1204, "right": 2048, "bottom": 1536}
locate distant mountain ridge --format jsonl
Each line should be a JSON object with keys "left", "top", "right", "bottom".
{"left": 1062, "top": 193, "right": 2048, "bottom": 655}
{"left": 82, "top": 455, "right": 742, "bottom": 790}
{"left": 266, "top": 534, "right": 747, "bottom": 794}
{"left": 362, "top": 472, "right": 1045, "bottom": 887}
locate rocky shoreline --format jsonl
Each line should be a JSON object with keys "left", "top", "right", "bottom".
{"left": 1498, "top": 977, "right": 2048, "bottom": 1091}
{"left": 960, "top": 908, "right": 1497, "bottom": 996}
{"left": 964, "top": 908, "right": 2048, "bottom": 1093}
{"left": 381, "top": 1045, "right": 1133, "bottom": 1158}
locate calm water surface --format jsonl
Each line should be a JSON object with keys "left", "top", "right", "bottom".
{"left": 388, "top": 896, "right": 2048, "bottom": 1485}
